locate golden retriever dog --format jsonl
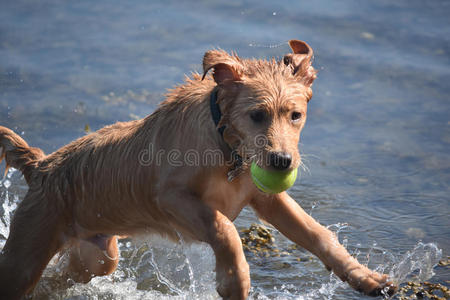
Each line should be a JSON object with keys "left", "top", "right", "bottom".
{"left": 0, "top": 40, "right": 395, "bottom": 299}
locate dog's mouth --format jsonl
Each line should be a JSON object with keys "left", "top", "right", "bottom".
{"left": 227, "top": 144, "right": 299, "bottom": 181}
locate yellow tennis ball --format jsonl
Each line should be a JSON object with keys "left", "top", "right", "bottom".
{"left": 250, "top": 162, "right": 297, "bottom": 194}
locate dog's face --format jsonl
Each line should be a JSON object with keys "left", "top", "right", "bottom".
{"left": 203, "top": 40, "right": 317, "bottom": 172}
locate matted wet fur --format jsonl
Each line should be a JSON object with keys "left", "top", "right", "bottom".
{"left": 0, "top": 40, "right": 395, "bottom": 299}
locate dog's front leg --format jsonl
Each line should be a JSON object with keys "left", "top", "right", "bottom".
{"left": 160, "top": 190, "right": 250, "bottom": 300}
{"left": 250, "top": 192, "right": 396, "bottom": 297}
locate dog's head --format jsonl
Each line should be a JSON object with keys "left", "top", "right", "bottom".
{"left": 203, "top": 40, "right": 316, "bottom": 172}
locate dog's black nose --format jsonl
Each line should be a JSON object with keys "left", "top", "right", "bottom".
{"left": 269, "top": 152, "right": 292, "bottom": 170}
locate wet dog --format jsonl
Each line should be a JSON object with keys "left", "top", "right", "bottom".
{"left": 0, "top": 40, "right": 395, "bottom": 299}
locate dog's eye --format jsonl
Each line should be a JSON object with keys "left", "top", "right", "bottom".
{"left": 250, "top": 110, "right": 266, "bottom": 123}
{"left": 283, "top": 56, "right": 291, "bottom": 66}
{"left": 291, "top": 111, "right": 302, "bottom": 122}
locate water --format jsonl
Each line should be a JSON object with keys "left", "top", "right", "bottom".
{"left": 1, "top": 0, "right": 449, "bottom": 299}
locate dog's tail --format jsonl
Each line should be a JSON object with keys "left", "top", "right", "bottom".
{"left": 0, "top": 126, "right": 44, "bottom": 183}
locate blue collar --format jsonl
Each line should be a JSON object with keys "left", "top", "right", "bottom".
{"left": 209, "top": 89, "right": 225, "bottom": 137}
{"left": 209, "top": 89, "right": 243, "bottom": 174}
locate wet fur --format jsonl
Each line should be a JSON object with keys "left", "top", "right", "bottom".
{"left": 0, "top": 40, "right": 395, "bottom": 299}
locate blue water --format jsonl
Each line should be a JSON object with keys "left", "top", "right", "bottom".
{"left": 1, "top": 0, "right": 449, "bottom": 299}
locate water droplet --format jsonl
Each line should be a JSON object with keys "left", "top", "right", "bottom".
{"left": 3, "top": 179, "right": 11, "bottom": 189}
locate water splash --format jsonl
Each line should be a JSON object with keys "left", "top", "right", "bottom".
{"left": 0, "top": 168, "right": 20, "bottom": 249}
{"left": 389, "top": 243, "right": 442, "bottom": 285}
{"left": 73, "top": 237, "right": 217, "bottom": 299}
{"left": 0, "top": 189, "right": 19, "bottom": 247}
{"left": 147, "top": 243, "right": 185, "bottom": 295}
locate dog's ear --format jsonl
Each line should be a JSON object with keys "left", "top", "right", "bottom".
{"left": 283, "top": 40, "right": 317, "bottom": 86}
{"left": 202, "top": 50, "right": 242, "bottom": 85}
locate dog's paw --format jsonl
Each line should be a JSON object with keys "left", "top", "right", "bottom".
{"left": 342, "top": 266, "right": 397, "bottom": 297}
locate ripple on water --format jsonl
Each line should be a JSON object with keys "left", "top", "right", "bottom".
{"left": 338, "top": 150, "right": 423, "bottom": 180}
{"left": 363, "top": 193, "right": 449, "bottom": 236}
